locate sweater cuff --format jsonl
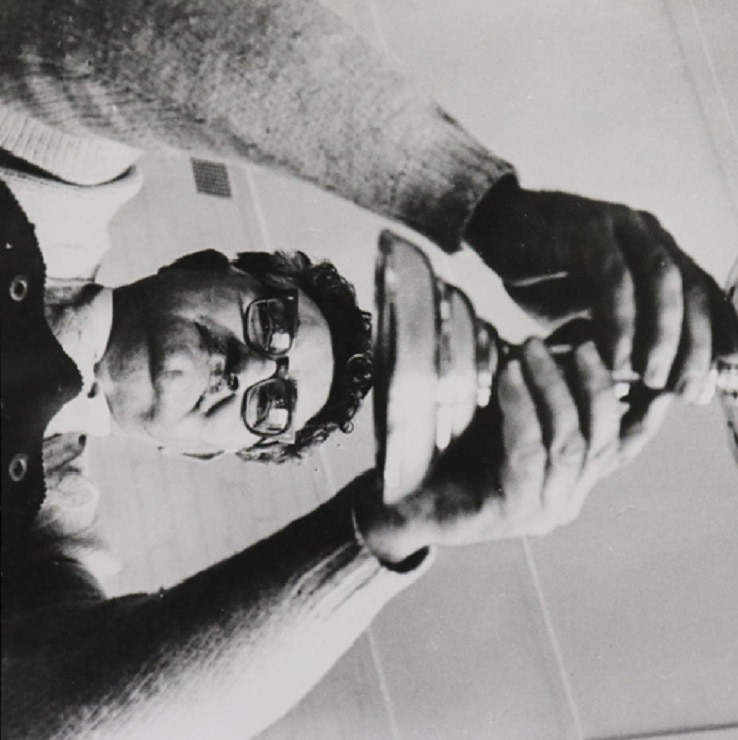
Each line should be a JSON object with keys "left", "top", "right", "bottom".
{"left": 350, "top": 499, "right": 433, "bottom": 574}
{"left": 392, "top": 113, "right": 516, "bottom": 253}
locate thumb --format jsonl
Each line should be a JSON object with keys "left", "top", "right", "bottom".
{"left": 713, "top": 269, "right": 738, "bottom": 362}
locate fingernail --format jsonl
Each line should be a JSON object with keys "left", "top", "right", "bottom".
{"left": 505, "top": 359, "right": 524, "bottom": 385}
{"left": 614, "top": 352, "right": 633, "bottom": 377}
{"left": 676, "top": 377, "right": 700, "bottom": 404}
{"left": 644, "top": 366, "right": 666, "bottom": 390}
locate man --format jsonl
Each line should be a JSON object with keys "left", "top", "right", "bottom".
{"left": 3, "top": 0, "right": 735, "bottom": 398}
{"left": 2, "top": 1, "right": 738, "bottom": 738}
{"left": 2, "top": 179, "right": 634, "bottom": 739}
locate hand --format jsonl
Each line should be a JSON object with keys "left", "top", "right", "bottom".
{"left": 355, "top": 338, "right": 672, "bottom": 565}
{"left": 465, "top": 180, "right": 738, "bottom": 403}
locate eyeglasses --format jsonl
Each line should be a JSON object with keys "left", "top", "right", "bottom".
{"left": 241, "top": 291, "right": 299, "bottom": 438}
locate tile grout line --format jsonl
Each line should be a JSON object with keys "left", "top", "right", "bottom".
{"left": 521, "top": 537, "right": 585, "bottom": 740}
{"left": 242, "top": 166, "right": 274, "bottom": 253}
{"left": 366, "top": 625, "right": 404, "bottom": 740}
{"left": 589, "top": 719, "right": 738, "bottom": 740}
{"left": 317, "top": 443, "right": 403, "bottom": 740}
{"left": 317, "top": 444, "right": 402, "bottom": 740}
{"left": 663, "top": 0, "right": 738, "bottom": 226}
{"left": 686, "top": 0, "right": 738, "bottom": 158}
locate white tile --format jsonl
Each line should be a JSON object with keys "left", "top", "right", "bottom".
{"left": 528, "top": 403, "right": 738, "bottom": 738}
{"left": 372, "top": 542, "right": 579, "bottom": 739}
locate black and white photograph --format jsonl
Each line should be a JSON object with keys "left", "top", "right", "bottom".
{"left": 2, "top": 1, "right": 737, "bottom": 738}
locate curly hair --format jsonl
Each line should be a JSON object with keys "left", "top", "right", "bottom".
{"left": 162, "top": 249, "right": 373, "bottom": 462}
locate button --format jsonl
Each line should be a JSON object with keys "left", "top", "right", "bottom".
{"left": 9, "top": 453, "right": 28, "bottom": 482}
{"left": 9, "top": 275, "right": 29, "bottom": 302}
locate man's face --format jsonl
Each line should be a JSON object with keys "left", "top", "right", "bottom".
{"left": 97, "top": 266, "right": 334, "bottom": 456}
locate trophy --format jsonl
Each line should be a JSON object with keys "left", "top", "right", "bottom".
{"left": 373, "top": 231, "right": 738, "bottom": 505}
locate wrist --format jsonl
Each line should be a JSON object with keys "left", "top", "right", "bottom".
{"left": 463, "top": 175, "right": 523, "bottom": 253}
{"left": 351, "top": 484, "right": 429, "bottom": 570}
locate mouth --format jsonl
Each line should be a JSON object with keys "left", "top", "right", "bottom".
{"left": 193, "top": 323, "right": 239, "bottom": 414}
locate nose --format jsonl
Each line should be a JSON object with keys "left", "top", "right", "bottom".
{"left": 230, "top": 345, "right": 277, "bottom": 391}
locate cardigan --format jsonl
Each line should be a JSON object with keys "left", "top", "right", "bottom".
{"left": 0, "top": 164, "right": 431, "bottom": 740}
{"left": 1, "top": 0, "right": 513, "bottom": 736}
{"left": 0, "top": 0, "right": 513, "bottom": 253}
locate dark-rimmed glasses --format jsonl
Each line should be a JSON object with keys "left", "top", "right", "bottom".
{"left": 241, "top": 291, "right": 298, "bottom": 438}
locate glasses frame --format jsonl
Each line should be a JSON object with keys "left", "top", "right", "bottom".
{"left": 241, "top": 290, "right": 299, "bottom": 440}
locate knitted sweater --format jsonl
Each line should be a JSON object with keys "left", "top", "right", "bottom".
{"left": 1, "top": 1, "right": 514, "bottom": 737}
{"left": 0, "top": 0, "right": 513, "bottom": 253}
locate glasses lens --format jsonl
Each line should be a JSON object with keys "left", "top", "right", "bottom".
{"left": 246, "top": 296, "right": 296, "bottom": 356}
{"left": 244, "top": 378, "right": 293, "bottom": 435}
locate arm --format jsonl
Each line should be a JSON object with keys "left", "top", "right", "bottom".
{"left": 2, "top": 335, "right": 664, "bottom": 739}
{"left": 2, "top": 481, "right": 427, "bottom": 740}
{"left": 463, "top": 178, "right": 738, "bottom": 405}
{"left": 3, "top": 0, "right": 735, "bottom": 394}
{"left": 0, "top": 0, "right": 511, "bottom": 252}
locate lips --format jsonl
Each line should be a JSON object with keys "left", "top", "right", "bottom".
{"left": 193, "top": 323, "right": 240, "bottom": 414}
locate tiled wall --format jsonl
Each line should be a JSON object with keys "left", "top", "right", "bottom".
{"left": 89, "top": 1, "right": 738, "bottom": 738}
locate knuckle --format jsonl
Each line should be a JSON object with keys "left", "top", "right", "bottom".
{"left": 684, "top": 278, "right": 710, "bottom": 312}
{"left": 601, "top": 251, "right": 628, "bottom": 286}
{"left": 636, "top": 210, "right": 662, "bottom": 233}
{"left": 549, "top": 430, "right": 586, "bottom": 466}
{"left": 585, "top": 440, "right": 618, "bottom": 474}
{"left": 652, "top": 256, "right": 682, "bottom": 296}
{"left": 509, "top": 443, "right": 547, "bottom": 472}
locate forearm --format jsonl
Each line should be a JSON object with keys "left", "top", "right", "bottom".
{"left": 2, "top": 476, "right": 426, "bottom": 740}
{"left": 0, "top": 0, "right": 512, "bottom": 250}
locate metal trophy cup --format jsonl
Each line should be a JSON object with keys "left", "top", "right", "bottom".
{"left": 373, "top": 231, "right": 738, "bottom": 506}
{"left": 373, "top": 231, "right": 498, "bottom": 506}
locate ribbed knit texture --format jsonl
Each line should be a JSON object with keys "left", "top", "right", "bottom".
{"left": 3, "top": 480, "right": 429, "bottom": 739}
{"left": 1, "top": 0, "right": 513, "bottom": 251}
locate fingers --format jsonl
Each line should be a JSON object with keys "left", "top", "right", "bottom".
{"left": 520, "top": 339, "right": 586, "bottom": 505}
{"left": 589, "top": 235, "right": 637, "bottom": 376}
{"left": 616, "top": 213, "right": 684, "bottom": 389}
{"left": 619, "top": 386, "right": 674, "bottom": 464}
{"left": 670, "top": 279, "right": 712, "bottom": 403}
{"left": 497, "top": 358, "right": 546, "bottom": 497}
{"left": 711, "top": 278, "right": 738, "bottom": 362}
{"left": 614, "top": 211, "right": 732, "bottom": 401}
{"left": 416, "top": 339, "right": 647, "bottom": 547}
{"left": 571, "top": 341, "right": 620, "bottom": 474}
{"left": 494, "top": 339, "right": 620, "bottom": 537}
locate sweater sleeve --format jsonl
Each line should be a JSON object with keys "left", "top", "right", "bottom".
{"left": 2, "top": 474, "right": 429, "bottom": 740}
{"left": 0, "top": 0, "right": 513, "bottom": 252}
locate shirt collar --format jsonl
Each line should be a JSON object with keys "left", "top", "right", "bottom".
{"left": 44, "top": 281, "right": 114, "bottom": 437}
